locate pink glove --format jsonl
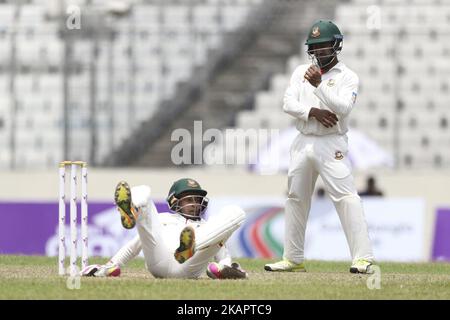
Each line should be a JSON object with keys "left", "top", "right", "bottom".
{"left": 206, "top": 262, "right": 248, "bottom": 279}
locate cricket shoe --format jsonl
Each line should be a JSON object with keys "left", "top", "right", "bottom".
{"left": 206, "top": 262, "right": 248, "bottom": 280}
{"left": 264, "top": 259, "right": 306, "bottom": 272}
{"left": 114, "top": 181, "right": 138, "bottom": 229}
{"left": 80, "top": 263, "right": 121, "bottom": 277}
{"left": 174, "top": 226, "right": 196, "bottom": 264}
{"left": 350, "top": 259, "right": 374, "bottom": 274}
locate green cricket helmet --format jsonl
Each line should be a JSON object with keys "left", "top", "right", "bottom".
{"left": 166, "top": 178, "right": 209, "bottom": 220}
{"left": 305, "top": 20, "right": 343, "bottom": 68}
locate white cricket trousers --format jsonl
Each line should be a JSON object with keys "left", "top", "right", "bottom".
{"left": 284, "top": 133, "right": 374, "bottom": 264}
{"left": 131, "top": 185, "right": 246, "bottom": 279}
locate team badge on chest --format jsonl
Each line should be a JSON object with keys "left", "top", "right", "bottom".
{"left": 327, "top": 79, "right": 335, "bottom": 87}
{"left": 335, "top": 151, "right": 344, "bottom": 160}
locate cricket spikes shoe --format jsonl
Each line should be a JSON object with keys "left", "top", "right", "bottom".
{"left": 114, "top": 181, "right": 138, "bottom": 229}
{"left": 264, "top": 259, "right": 306, "bottom": 272}
{"left": 206, "top": 262, "right": 248, "bottom": 280}
{"left": 174, "top": 226, "right": 196, "bottom": 264}
{"left": 350, "top": 259, "right": 374, "bottom": 274}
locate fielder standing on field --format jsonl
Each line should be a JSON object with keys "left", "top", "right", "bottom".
{"left": 265, "top": 20, "right": 375, "bottom": 274}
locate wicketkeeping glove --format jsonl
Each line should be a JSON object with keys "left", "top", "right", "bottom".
{"left": 80, "top": 263, "right": 121, "bottom": 277}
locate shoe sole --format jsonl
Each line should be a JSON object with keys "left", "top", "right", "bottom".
{"left": 350, "top": 264, "right": 373, "bottom": 274}
{"left": 174, "top": 226, "right": 195, "bottom": 264}
{"left": 264, "top": 265, "right": 306, "bottom": 272}
{"left": 114, "top": 181, "right": 136, "bottom": 229}
{"left": 264, "top": 265, "right": 273, "bottom": 272}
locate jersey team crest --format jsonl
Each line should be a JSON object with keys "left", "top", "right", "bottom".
{"left": 311, "top": 26, "right": 320, "bottom": 38}
{"left": 187, "top": 179, "right": 199, "bottom": 187}
{"left": 335, "top": 151, "right": 344, "bottom": 160}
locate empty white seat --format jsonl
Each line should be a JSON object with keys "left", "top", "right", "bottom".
{"left": 286, "top": 55, "right": 303, "bottom": 73}
{"left": 265, "top": 114, "right": 293, "bottom": 130}
{"left": 15, "top": 75, "right": 34, "bottom": 93}
{"left": 221, "top": 6, "right": 249, "bottom": 31}
{"left": 0, "top": 5, "right": 15, "bottom": 26}
{"left": 355, "top": 125, "right": 392, "bottom": 144}
{"left": 134, "top": 6, "right": 160, "bottom": 25}
{"left": 193, "top": 5, "right": 219, "bottom": 32}
{"left": 255, "top": 91, "right": 282, "bottom": 112}
{"left": 163, "top": 5, "right": 189, "bottom": 28}
{"left": 19, "top": 5, "right": 44, "bottom": 26}
{"left": 270, "top": 74, "right": 289, "bottom": 93}
{"left": 0, "top": 77, "right": 9, "bottom": 93}
{"left": 192, "top": 41, "right": 208, "bottom": 65}
{"left": 354, "top": 100, "right": 395, "bottom": 116}
{"left": 0, "top": 39, "right": 11, "bottom": 63}
{"left": 335, "top": 4, "right": 366, "bottom": 22}
{"left": 236, "top": 111, "right": 262, "bottom": 129}
{"left": 0, "top": 152, "right": 11, "bottom": 169}
{"left": 16, "top": 41, "right": 40, "bottom": 64}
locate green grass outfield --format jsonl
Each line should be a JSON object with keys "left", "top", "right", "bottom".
{"left": 0, "top": 255, "right": 449, "bottom": 299}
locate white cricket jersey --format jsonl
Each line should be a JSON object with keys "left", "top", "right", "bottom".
{"left": 111, "top": 211, "right": 233, "bottom": 267}
{"left": 158, "top": 212, "right": 203, "bottom": 251}
{"left": 283, "top": 61, "right": 359, "bottom": 136}
{"left": 157, "top": 212, "right": 233, "bottom": 266}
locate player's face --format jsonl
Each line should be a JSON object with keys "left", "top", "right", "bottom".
{"left": 307, "top": 42, "right": 335, "bottom": 66}
{"left": 178, "top": 194, "right": 204, "bottom": 217}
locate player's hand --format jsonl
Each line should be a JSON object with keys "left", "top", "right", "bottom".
{"left": 304, "top": 65, "right": 322, "bottom": 87}
{"left": 309, "top": 108, "right": 338, "bottom": 128}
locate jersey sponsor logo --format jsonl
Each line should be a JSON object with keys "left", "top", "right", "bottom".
{"left": 335, "top": 151, "right": 344, "bottom": 160}
{"left": 352, "top": 92, "right": 357, "bottom": 104}
{"left": 311, "top": 26, "right": 320, "bottom": 38}
{"left": 327, "top": 79, "right": 335, "bottom": 87}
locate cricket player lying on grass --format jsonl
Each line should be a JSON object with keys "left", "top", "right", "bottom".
{"left": 81, "top": 178, "right": 248, "bottom": 280}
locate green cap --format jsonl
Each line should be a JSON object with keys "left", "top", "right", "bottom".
{"left": 166, "top": 178, "right": 207, "bottom": 205}
{"left": 305, "top": 20, "right": 343, "bottom": 46}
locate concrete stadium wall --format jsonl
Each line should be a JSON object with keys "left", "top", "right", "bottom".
{"left": 1, "top": 168, "right": 449, "bottom": 260}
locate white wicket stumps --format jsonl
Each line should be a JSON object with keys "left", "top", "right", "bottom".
{"left": 58, "top": 161, "right": 88, "bottom": 276}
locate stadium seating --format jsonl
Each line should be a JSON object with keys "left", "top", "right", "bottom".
{"left": 0, "top": 0, "right": 259, "bottom": 168}
{"left": 1, "top": 0, "right": 448, "bottom": 169}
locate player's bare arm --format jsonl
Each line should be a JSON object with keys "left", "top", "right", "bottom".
{"left": 308, "top": 108, "right": 338, "bottom": 128}
{"left": 304, "top": 65, "right": 322, "bottom": 87}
